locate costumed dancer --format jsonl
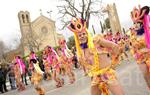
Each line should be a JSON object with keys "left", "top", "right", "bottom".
{"left": 143, "top": 6, "right": 150, "bottom": 74}
{"left": 117, "top": 37, "right": 129, "bottom": 61}
{"left": 130, "top": 5, "right": 150, "bottom": 88}
{"left": 58, "top": 39, "right": 75, "bottom": 84}
{"left": 28, "top": 57, "right": 34, "bottom": 81}
{"left": 43, "top": 48, "right": 51, "bottom": 80}
{"left": 28, "top": 51, "right": 37, "bottom": 81}
{"left": 68, "top": 17, "right": 124, "bottom": 95}
{"left": 14, "top": 56, "right": 26, "bottom": 91}
{"left": 30, "top": 59, "right": 45, "bottom": 95}
{"left": 46, "top": 46, "right": 64, "bottom": 87}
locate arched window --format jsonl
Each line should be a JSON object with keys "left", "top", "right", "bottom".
{"left": 26, "top": 14, "right": 29, "bottom": 23}
{"left": 22, "top": 14, "right": 25, "bottom": 23}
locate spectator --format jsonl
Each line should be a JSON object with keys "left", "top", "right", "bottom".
{"left": 1, "top": 64, "right": 8, "bottom": 92}
{"left": 22, "top": 59, "right": 28, "bottom": 85}
{"left": 8, "top": 64, "right": 16, "bottom": 90}
{"left": 0, "top": 64, "right": 8, "bottom": 93}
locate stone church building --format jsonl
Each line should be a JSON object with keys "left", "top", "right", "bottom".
{"left": 18, "top": 11, "right": 64, "bottom": 56}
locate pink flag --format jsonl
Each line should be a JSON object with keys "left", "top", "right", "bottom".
{"left": 144, "top": 15, "right": 150, "bottom": 49}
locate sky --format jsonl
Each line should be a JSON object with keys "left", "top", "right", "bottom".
{"left": 0, "top": 0, "right": 149, "bottom": 48}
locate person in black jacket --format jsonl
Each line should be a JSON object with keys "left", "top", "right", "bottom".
{"left": 0, "top": 65, "right": 6, "bottom": 93}
{"left": 1, "top": 64, "right": 8, "bottom": 92}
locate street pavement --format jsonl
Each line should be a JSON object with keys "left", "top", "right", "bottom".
{"left": 1, "top": 58, "right": 150, "bottom": 95}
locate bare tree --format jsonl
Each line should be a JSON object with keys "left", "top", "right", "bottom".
{"left": 25, "top": 31, "right": 46, "bottom": 52}
{"left": 100, "top": 20, "right": 104, "bottom": 33}
{"left": 57, "top": 0, "right": 104, "bottom": 29}
{"left": 11, "top": 35, "right": 21, "bottom": 50}
{"left": 0, "top": 40, "right": 9, "bottom": 61}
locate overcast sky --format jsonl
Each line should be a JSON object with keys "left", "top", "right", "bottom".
{"left": 0, "top": 0, "right": 149, "bottom": 48}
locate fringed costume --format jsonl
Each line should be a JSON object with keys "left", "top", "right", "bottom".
{"left": 68, "top": 18, "right": 124, "bottom": 95}
{"left": 45, "top": 46, "right": 63, "bottom": 88}
{"left": 14, "top": 56, "right": 26, "bottom": 91}
{"left": 58, "top": 39, "right": 75, "bottom": 84}
{"left": 130, "top": 5, "right": 150, "bottom": 89}
{"left": 30, "top": 59, "right": 45, "bottom": 95}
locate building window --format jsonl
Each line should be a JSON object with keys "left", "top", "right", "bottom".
{"left": 41, "top": 26, "right": 48, "bottom": 34}
{"left": 26, "top": 14, "right": 29, "bottom": 23}
{"left": 22, "top": 14, "right": 25, "bottom": 23}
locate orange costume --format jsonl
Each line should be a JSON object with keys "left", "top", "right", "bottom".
{"left": 45, "top": 46, "right": 63, "bottom": 87}
{"left": 14, "top": 63, "right": 25, "bottom": 91}
{"left": 130, "top": 5, "right": 150, "bottom": 69}
{"left": 129, "top": 7, "right": 150, "bottom": 88}
{"left": 43, "top": 59, "right": 51, "bottom": 80}
{"left": 58, "top": 39, "right": 75, "bottom": 84}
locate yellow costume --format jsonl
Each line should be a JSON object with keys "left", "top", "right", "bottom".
{"left": 68, "top": 18, "right": 118, "bottom": 95}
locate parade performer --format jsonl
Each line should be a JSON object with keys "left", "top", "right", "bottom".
{"left": 130, "top": 5, "right": 150, "bottom": 88}
{"left": 45, "top": 46, "right": 64, "bottom": 87}
{"left": 28, "top": 57, "right": 34, "bottom": 81}
{"left": 30, "top": 59, "right": 45, "bottom": 95}
{"left": 117, "top": 38, "right": 129, "bottom": 61}
{"left": 42, "top": 49, "right": 51, "bottom": 80}
{"left": 30, "top": 51, "right": 37, "bottom": 60}
{"left": 68, "top": 18, "right": 124, "bottom": 95}
{"left": 56, "top": 47, "right": 66, "bottom": 77}
{"left": 28, "top": 51, "right": 37, "bottom": 80}
{"left": 14, "top": 56, "right": 25, "bottom": 91}
{"left": 58, "top": 39, "right": 75, "bottom": 84}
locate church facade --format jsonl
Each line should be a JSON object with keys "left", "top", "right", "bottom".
{"left": 18, "top": 11, "right": 64, "bottom": 56}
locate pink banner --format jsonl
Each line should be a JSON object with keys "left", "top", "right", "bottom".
{"left": 16, "top": 57, "right": 25, "bottom": 74}
{"left": 144, "top": 15, "right": 150, "bottom": 49}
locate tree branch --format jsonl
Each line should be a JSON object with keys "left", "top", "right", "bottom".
{"left": 81, "top": 0, "right": 85, "bottom": 19}
{"left": 65, "top": 0, "right": 82, "bottom": 14}
{"left": 85, "top": 0, "right": 91, "bottom": 21}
